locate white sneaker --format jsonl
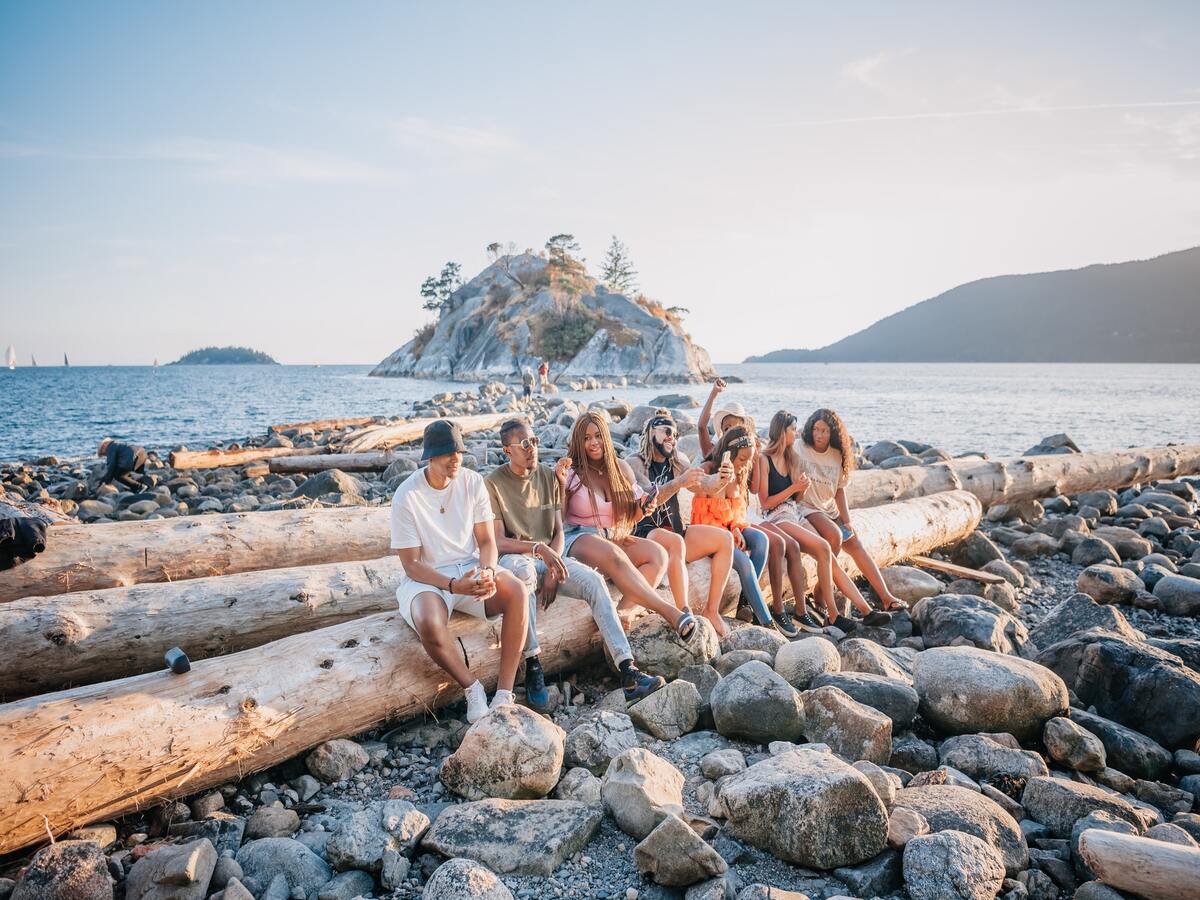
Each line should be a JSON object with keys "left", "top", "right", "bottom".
{"left": 489, "top": 688, "right": 515, "bottom": 712}
{"left": 465, "top": 680, "right": 489, "bottom": 723}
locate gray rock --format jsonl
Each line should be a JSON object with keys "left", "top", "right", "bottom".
{"left": 801, "top": 685, "right": 892, "bottom": 765}
{"left": 1144, "top": 822, "right": 1198, "bottom": 846}
{"left": 833, "top": 849, "right": 903, "bottom": 897}
{"left": 326, "top": 799, "right": 430, "bottom": 872}
{"left": 1071, "top": 811, "right": 1141, "bottom": 880}
{"left": 902, "top": 831, "right": 1005, "bottom": 900}
{"left": 316, "top": 870, "right": 374, "bottom": 900}
{"left": 422, "top": 798, "right": 603, "bottom": 876}
{"left": 290, "top": 468, "right": 365, "bottom": 500}
{"left": 305, "top": 739, "right": 369, "bottom": 783}
{"left": 635, "top": 814, "right": 728, "bottom": 887}
{"left": 441, "top": 703, "right": 565, "bottom": 800}
{"left": 952, "top": 531, "right": 1006, "bottom": 569}
{"left": 1028, "top": 592, "right": 1140, "bottom": 651}
{"left": 564, "top": 711, "right": 638, "bottom": 775}
{"left": 235, "top": 838, "right": 332, "bottom": 896}
{"left": 887, "top": 806, "right": 930, "bottom": 850}
{"left": 773, "top": 637, "right": 840, "bottom": 690}
{"left": 881, "top": 566, "right": 944, "bottom": 603}
{"left": 1076, "top": 490, "right": 1118, "bottom": 515}
{"left": 1077, "top": 564, "right": 1145, "bottom": 604}
{"left": 710, "top": 661, "right": 805, "bottom": 744}
{"left": 718, "top": 749, "right": 888, "bottom": 869}
{"left": 938, "top": 733, "right": 1049, "bottom": 783}
{"left": 219, "top": 878, "right": 254, "bottom": 900}
{"left": 1072, "top": 537, "right": 1121, "bottom": 567}
{"left": 601, "top": 748, "right": 685, "bottom": 839}
{"left": 890, "top": 732, "right": 939, "bottom": 774}
{"left": 125, "top": 839, "right": 216, "bottom": 900}
{"left": 1021, "top": 776, "right": 1143, "bottom": 836}
{"left": 629, "top": 678, "right": 703, "bottom": 740}
{"left": 912, "top": 593, "right": 1032, "bottom": 655}
{"left": 983, "top": 559, "right": 1026, "bottom": 588}
{"left": 1044, "top": 716, "right": 1107, "bottom": 772}
{"left": 1011, "top": 533, "right": 1061, "bottom": 559}
{"left": 553, "top": 767, "right": 602, "bottom": 805}
{"left": 853, "top": 760, "right": 898, "bottom": 807}
{"left": 913, "top": 646, "right": 1069, "bottom": 741}
{"left": 719, "top": 625, "right": 788, "bottom": 661}
{"left": 1155, "top": 574, "right": 1200, "bottom": 617}
{"left": 714, "top": 648, "right": 774, "bottom": 676}
{"left": 892, "top": 784, "right": 1028, "bottom": 875}
{"left": 423, "top": 858, "right": 514, "bottom": 899}
{"left": 1069, "top": 709, "right": 1172, "bottom": 781}
{"left": 866, "top": 441, "right": 910, "bottom": 464}
{"left": 628, "top": 614, "right": 721, "bottom": 678}
{"left": 839, "top": 638, "right": 914, "bottom": 682}
{"left": 700, "top": 749, "right": 747, "bottom": 779}
{"left": 811, "top": 672, "right": 920, "bottom": 728}
{"left": 11, "top": 841, "right": 113, "bottom": 900}
{"left": 1092, "top": 525, "right": 1154, "bottom": 560}
{"left": 244, "top": 806, "right": 298, "bottom": 840}
{"left": 166, "top": 813, "right": 245, "bottom": 857}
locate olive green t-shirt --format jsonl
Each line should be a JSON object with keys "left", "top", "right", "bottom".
{"left": 484, "top": 463, "right": 561, "bottom": 544}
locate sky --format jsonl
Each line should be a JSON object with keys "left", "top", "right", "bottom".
{"left": 2, "top": 1, "right": 1198, "bottom": 366}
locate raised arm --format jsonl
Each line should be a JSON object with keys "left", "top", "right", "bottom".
{"left": 696, "top": 378, "right": 726, "bottom": 458}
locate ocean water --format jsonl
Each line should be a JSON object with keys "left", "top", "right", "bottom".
{"left": 1, "top": 362, "right": 1197, "bottom": 463}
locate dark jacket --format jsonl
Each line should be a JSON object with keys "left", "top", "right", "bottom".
{"left": 102, "top": 442, "right": 147, "bottom": 482}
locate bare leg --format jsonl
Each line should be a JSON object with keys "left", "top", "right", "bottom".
{"left": 775, "top": 520, "right": 839, "bottom": 620}
{"left": 648, "top": 528, "right": 690, "bottom": 611}
{"left": 569, "top": 534, "right": 687, "bottom": 628}
{"left": 682, "top": 523, "right": 734, "bottom": 636}
{"left": 410, "top": 593, "right": 476, "bottom": 688}
{"left": 750, "top": 524, "right": 787, "bottom": 609}
{"left": 759, "top": 522, "right": 813, "bottom": 615}
{"left": 622, "top": 533, "right": 669, "bottom": 589}
{"left": 483, "top": 570, "right": 529, "bottom": 692}
{"left": 807, "top": 512, "right": 904, "bottom": 609}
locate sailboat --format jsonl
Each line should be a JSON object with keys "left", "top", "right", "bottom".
{"left": 31, "top": 354, "right": 37, "bottom": 367}
{"left": 153, "top": 357, "right": 159, "bottom": 373}
{"left": 63, "top": 353, "right": 70, "bottom": 367}
{"left": 5, "top": 345, "right": 15, "bottom": 370}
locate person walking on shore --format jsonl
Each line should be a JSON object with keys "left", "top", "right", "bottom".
{"left": 521, "top": 366, "right": 535, "bottom": 401}
{"left": 391, "top": 419, "right": 529, "bottom": 723}
{"left": 95, "top": 438, "right": 149, "bottom": 492}
{"left": 538, "top": 359, "right": 549, "bottom": 392}
{"left": 796, "top": 408, "right": 909, "bottom": 614}
{"left": 625, "top": 411, "right": 756, "bottom": 636}
{"left": 486, "top": 418, "right": 666, "bottom": 706}
{"left": 559, "top": 411, "right": 699, "bottom": 640}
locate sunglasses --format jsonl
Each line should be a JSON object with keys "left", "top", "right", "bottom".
{"left": 506, "top": 436, "right": 540, "bottom": 451}
{"left": 653, "top": 426, "right": 677, "bottom": 437}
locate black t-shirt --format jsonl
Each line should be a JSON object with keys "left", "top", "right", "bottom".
{"left": 634, "top": 458, "right": 685, "bottom": 537}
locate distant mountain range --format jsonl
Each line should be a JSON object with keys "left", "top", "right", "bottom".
{"left": 746, "top": 247, "right": 1200, "bottom": 363}
{"left": 170, "top": 346, "right": 278, "bottom": 365}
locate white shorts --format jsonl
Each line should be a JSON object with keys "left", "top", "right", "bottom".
{"left": 395, "top": 561, "right": 501, "bottom": 632}
{"left": 764, "top": 500, "right": 802, "bottom": 526}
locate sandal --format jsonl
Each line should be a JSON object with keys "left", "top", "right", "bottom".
{"left": 882, "top": 598, "right": 909, "bottom": 612}
{"left": 675, "top": 611, "right": 697, "bottom": 640}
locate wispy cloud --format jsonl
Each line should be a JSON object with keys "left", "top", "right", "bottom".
{"left": 390, "top": 116, "right": 522, "bottom": 156}
{"left": 785, "top": 98, "right": 1200, "bottom": 127}
{"left": 841, "top": 49, "right": 915, "bottom": 92}
{"left": 139, "top": 138, "right": 399, "bottom": 184}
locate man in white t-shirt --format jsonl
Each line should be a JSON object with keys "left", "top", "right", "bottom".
{"left": 391, "top": 419, "right": 528, "bottom": 722}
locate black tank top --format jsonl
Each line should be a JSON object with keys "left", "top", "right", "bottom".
{"left": 767, "top": 455, "right": 793, "bottom": 497}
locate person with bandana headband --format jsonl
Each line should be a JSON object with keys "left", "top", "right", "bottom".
{"left": 625, "top": 410, "right": 754, "bottom": 637}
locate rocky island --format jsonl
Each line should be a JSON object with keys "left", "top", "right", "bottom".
{"left": 371, "top": 243, "right": 715, "bottom": 384}
{"left": 170, "top": 346, "right": 279, "bottom": 365}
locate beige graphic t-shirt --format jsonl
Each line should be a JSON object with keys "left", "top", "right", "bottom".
{"left": 797, "top": 443, "right": 845, "bottom": 515}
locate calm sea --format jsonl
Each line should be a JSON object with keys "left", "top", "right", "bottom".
{"left": 1, "top": 363, "right": 1197, "bottom": 463}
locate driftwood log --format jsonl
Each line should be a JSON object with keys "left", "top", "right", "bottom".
{"left": 1076, "top": 829, "right": 1200, "bottom": 900}
{"left": 269, "top": 416, "right": 378, "bottom": 434}
{"left": 334, "top": 413, "right": 509, "bottom": 454}
{"left": 168, "top": 446, "right": 323, "bottom": 470}
{"left": 0, "top": 490, "right": 980, "bottom": 853}
{"left": 268, "top": 450, "right": 405, "bottom": 474}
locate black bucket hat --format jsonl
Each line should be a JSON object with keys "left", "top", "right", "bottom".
{"left": 422, "top": 419, "right": 467, "bottom": 461}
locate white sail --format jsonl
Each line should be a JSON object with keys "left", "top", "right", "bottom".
{"left": 5, "top": 345, "right": 15, "bottom": 370}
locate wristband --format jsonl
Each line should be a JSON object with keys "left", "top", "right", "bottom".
{"left": 447, "top": 576, "right": 454, "bottom": 592}
{"left": 531, "top": 542, "right": 542, "bottom": 559}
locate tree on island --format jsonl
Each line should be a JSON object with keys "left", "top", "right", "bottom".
{"left": 600, "top": 235, "right": 638, "bottom": 294}
{"left": 545, "top": 233, "right": 581, "bottom": 265}
{"left": 170, "top": 346, "right": 278, "bottom": 365}
{"left": 485, "top": 241, "right": 526, "bottom": 288}
{"left": 420, "top": 262, "right": 463, "bottom": 316}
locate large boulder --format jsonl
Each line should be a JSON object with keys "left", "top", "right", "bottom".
{"left": 628, "top": 679, "right": 702, "bottom": 740}
{"left": 710, "top": 660, "right": 805, "bottom": 744}
{"left": 951, "top": 532, "right": 1006, "bottom": 569}
{"left": 441, "top": 704, "right": 565, "bottom": 800}
{"left": 912, "top": 593, "right": 1031, "bottom": 655}
{"left": 912, "top": 646, "right": 1069, "bottom": 741}
{"left": 325, "top": 800, "right": 430, "bottom": 873}
{"left": 628, "top": 615, "right": 720, "bottom": 678}
{"left": 633, "top": 814, "right": 728, "bottom": 887}
{"left": 422, "top": 859, "right": 513, "bottom": 900}
{"left": 892, "top": 784, "right": 1028, "bottom": 875}
{"left": 1035, "top": 628, "right": 1200, "bottom": 749}
{"left": 235, "top": 838, "right": 333, "bottom": 896}
{"left": 1044, "top": 716, "right": 1107, "bottom": 772}
{"left": 717, "top": 749, "right": 888, "bottom": 869}
{"left": 125, "top": 839, "right": 216, "bottom": 900}
{"left": 1072, "top": 536, "right": 1122, "bottom": 567}
{"left": 1028, "top": 592, "right": 1141, "bottom": 651}
{"left": 1077, "top": 565, "right": 1145, "bottom": 604}
{"left": 801, "top": 686, "right": 892, "bottom": 765}
{"left": 811, "top": 672, "right": 920, "bottom": 729}
{"left": 563, "top": 711, "right": 638, "bottom": 775}
{"left": 422, "top": 799, "right": 603, "bottom": 876}
{"left": 1020, "top": 776, "right": 1143, "bottom": 835}
{"left": 1155, "top": 574, "right": 1200, "bottom": 617}
{"left": 600, "top": 748, "right": 685, "bottom": 839}
{"left": 1069, "top": 709, "right": 1172, "bottom": 781}
{"left": 720, "top": 624, "right": 788, "bottom": 661}
{"left": 937, "top": 734, "right": 1049, "bottom": 783}
{"left": 902, "top": 831, "right": 1005, "bottom": 900}
{"left": 774, "top": 638, "right": 840, "bottom": 690}
{"left": 881, "top": 566, "right": 945, "bottom": 603}
{"left": 291, "top": 469, "right": 365, "bottom": 500}
{"left": 1092, "top": 525, "right": 1154, "bottom": 560}
{"left": 11, "top": 841, "right": 112, "bottom": 900}
{"left": 839, "top": 639, "right": 914, "bottom": 683}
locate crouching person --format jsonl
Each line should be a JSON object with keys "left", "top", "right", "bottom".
{"left": 391, "top": 419, "right": 528, "bottom": 723}
{"left": 487, "top": 418, "right": 666, "bottom": 708}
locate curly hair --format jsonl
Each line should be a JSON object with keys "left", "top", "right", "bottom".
{"left": 565, "top": 411, "right": 640, "bottom": 539}
{"left": 801, "top": 408, "right": 855, "bottom": 483}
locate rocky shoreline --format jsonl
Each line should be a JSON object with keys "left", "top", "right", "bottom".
{"left": 3, "top": 386, "right": 1200, "bottom": 900}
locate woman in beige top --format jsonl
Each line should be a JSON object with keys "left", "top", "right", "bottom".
{"left": 796, "top": 409, "right": 908, "bottom": 613}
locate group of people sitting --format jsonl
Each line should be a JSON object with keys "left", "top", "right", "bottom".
{"left": 390, "top": 378, "right": 909, "bottom": 722}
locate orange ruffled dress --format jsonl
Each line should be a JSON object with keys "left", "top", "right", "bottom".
{"left": 691, "top": 494, "right": 749, "bottom": 531}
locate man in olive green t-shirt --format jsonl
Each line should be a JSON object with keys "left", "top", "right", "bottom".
{"left": 487, "top": 419, "right": 664, "bottom": 708}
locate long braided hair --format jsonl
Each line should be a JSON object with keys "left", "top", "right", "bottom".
{"left": 801, "top": 407, "right": 856, "bottom": 484}
{"left": 566, "top": 411, "right": 640, "bottom": 539}
{"left": 637, "top": 408, "right": 682, "bottom": 472}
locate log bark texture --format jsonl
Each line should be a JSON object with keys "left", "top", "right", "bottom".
{"left": 167, "top": 446, "right": 323, "bottom": 470}
{"left": 334, "top": 413, "right": 509, "bottom": 453}
{"left": 269, "top": 416, "right": 378, "bottom": 434}
{"left": 1076, "top": 829, "right": 1200, "bottom": 900}
{"left": 0, "top": 490, "right": 980, "bottom": 854}
{"left": 268, "top": 451, "right": 402, "bottom": 474}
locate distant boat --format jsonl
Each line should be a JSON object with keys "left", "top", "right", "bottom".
{"left": 5, "top": 345, "right": 14, "bottom": 370}
{"left": 153, "top": 358, "right": 159, "bottom": 371}
{"left": 31, "top": 354, "right": 37, "bottom": 367}
{"left": 63, "top": 353, "right": 70, "bottom": 367}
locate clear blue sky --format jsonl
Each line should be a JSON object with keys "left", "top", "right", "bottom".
{"left": 2, "top": 1, "right": 1198, "bottom": 365}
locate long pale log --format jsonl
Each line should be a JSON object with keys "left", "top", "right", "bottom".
{"left": 0, "top": 490, "right": 980, "bottom": 854}
{"left": 168, "top": 446, "right": 323, "bottom": 470}
{"left": 336, "top": 413, "right": 509, "bottom": 453}
{"left": 845, "top": 443, "right": 1200, "bottom": 510}
{"left": 1077, "top": 829, "right": 1200, "bottom": 900}
{"left": 0, "top": 508, "right": 391, "bottom": 603}
{"left": 269, "top": 416, "right": 378, "bottom": 434}
{"left": 268, "top": 450, "right": 402, "bottom": 474}
{"left": 0, "top": 494, "right": 68, "bottom": 526}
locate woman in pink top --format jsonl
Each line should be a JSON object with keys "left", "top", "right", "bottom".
{"left": 556, "top": 411, "right": 698, "bottom": 639}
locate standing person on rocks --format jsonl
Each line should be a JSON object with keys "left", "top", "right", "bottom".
{"left": 759, "top": 410, "right": 893, "bottom": 631}
{"left": 559, "top": 411, "right": 700, "bottom": 640}
{"left": 625, "top": 411, "right": 756, "bottom": 637}
{"left": 391, "top": 419, "right": 529, "bottom": 723}
{"left": 537, "top": 359, "right": 549, "bottom": 392}
{"left": 796, "top": 408, "right": 909, "bottom": 613}
{"left": 521, "top": 366, "right": 535, "bottom": 401}
{"left": 486, "top": 418, "right": 667, "bottom": 706}
{"left": 94, "top": 438, "right": 149, "bottom": 492}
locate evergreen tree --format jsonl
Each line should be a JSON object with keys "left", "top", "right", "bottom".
{"left": 600, "top": 235, "right": 638, "bottom": 294}
{"left": 420, "top": 261, "right": 463, "bottom": 315}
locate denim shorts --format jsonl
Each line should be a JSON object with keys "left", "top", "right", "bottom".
{"left": 563, "top": 523, "right": 610, "bottom": 555}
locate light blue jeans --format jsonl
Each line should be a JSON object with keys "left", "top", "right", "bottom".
{"left": 733, "top": 527, "right": 772, "bottom": 625}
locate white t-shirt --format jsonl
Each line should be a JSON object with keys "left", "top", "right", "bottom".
{"left": 797, "top": 443, "right": 845, "bottom": 514}
{"left": 390, "top": 467, "right": 494, "bottom": 572}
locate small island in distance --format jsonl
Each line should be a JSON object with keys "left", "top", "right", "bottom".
{"left": 169, "top": 346, "right": 279, "bottom": 365}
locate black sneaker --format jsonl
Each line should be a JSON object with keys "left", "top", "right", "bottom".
{"left": 793, "top": 611, "right": 824, "bottom": 632}
{"left": 524, "top": 657, "right": 550, "bottom": 712}
{"left": 772, "top": 611, "right": 800, "bottom": 638}
{"left": 862, "top": 610, "right": 893, "bottom": 627}
{"left": 623, "top": 666, "right": 666, "bottom": 703}
{"left": 831, "top": 615, "right": 859, "bottom": 633}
